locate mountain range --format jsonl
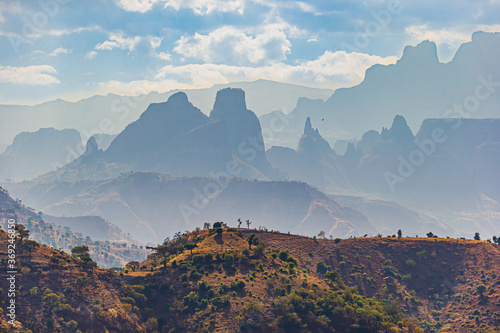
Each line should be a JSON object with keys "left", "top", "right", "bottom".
{"left": 0, "top": 80, "right": 333, "bottom": 149}
{"left": 260, "top": 31, "right": 500, "bottom": 148}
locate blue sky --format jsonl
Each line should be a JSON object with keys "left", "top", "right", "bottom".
{"left": 0, "top": 0, "right": 499, "bottom": 105}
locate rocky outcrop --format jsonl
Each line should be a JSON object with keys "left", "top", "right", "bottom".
{"left": 209, "top": 88, "right": 272, "bottom": 173}
{"left": 267, "top": 117, "right": 350, "bottom": 192}
{"left": 381, "top": 115, "right": 414, "bottom": 142}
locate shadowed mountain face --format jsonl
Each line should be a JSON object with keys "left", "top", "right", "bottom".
{"left": 260, "top": 31, "right": 500, "bottom": 147}
{"left": 40, "top": 90, "right": 280, "bottom": 182}
{"left": 349, "top": 115, "right": 482, "bottom": 211}
{"left": 268, "top": 115, "right": 500, "bottom": 215}
{"left": 106, "top": 92, "right": 212, "bottom": 164}
{"left": 0, "top": 128, "right": 82, "bottom": 182}
{"left": 267, "top": 117, "right": 349, "bottom": 192}
{"left": 4, "top": 173, "right": 375, "bottom": 244}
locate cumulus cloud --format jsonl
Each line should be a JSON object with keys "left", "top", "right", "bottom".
{"left": 162, "top": 0, "right": 245, "bottom": 15}
{"left": 95, "top": 33, "right": 162, "bottom": 54}
{"left": 0, "top": 65, "right": 60, "bottom": 85}
{"left": 156, "top": 52, "right": 172, "bottom": 61}
{"left": 49, "top": 48, "right": 72, "bottom": 57}
{"left": 174, "top": 24, "right": 294, "bottom": 65}
{"left": 115, "top": 0, "right": 160, "bottom": 13}
{"left": 116, "top": 0, "right": 245, "bottom": 14}
{"left": 155, "top": 50, "right": 397, "bottom": 89}
{"left": 90, "top": 50, "right": 396, "bottom": 98}
{"left": 85, "top": 51, "right": 98, "bottom": 60}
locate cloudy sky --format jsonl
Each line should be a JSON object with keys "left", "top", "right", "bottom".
{"left": 0, "top": 0, "right": 499, "bottom": 105}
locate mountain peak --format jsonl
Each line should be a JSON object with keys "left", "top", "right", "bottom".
{"left": 382, "top": 115, "right": 414, "bottom": 142}
{"left": 304, "top": 117, "right": 314, "bottom": 135}
{"left": 399, "top": 40, "right": 439, "bottom": 66}
{"left": 211, "top": 88, "right": 247, "bottom": 117}
{"left": 83, "top": 137, "right": 98, "bottom": 156}
{"left": 166, "top": 91, "right": 189, "bottom": 106}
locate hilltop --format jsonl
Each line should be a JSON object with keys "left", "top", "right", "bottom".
{"left": 3, "top": 220, "right": 499, "bottom": 332}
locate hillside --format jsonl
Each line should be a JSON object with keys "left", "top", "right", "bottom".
{"left": 0, "top": 187, "right": 148, "bottom": 268}
{"left": 129, "top": 228, "right": 500, "bottom": 332}
{"left": 0, "top": 228, "right": 415, "bottom": 332}
{"left": 1, "top": 223, "right": 500, "bottom": 332}
{"left": 0, "top": 229, "right": 140, "bottom": 332}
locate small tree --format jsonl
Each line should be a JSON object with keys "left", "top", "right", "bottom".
{"left": 126, "top": 261, "right": 140, "bottom": 272}
{"left": 71, "top": 246, "right": 90, "bottom": 261}
{"left": 247, "top": 234, "right": 258, "bottom": 250}
{"left": 147, "top": 244, "right": 181, "bottom": 271}
{"left": 318, "top": 231, "right": 326, "bottom": 239}
{"left": 238, "top": 218, "right": 242, "bottom": 228}
{"left": 474, "top": 232, "right": 480, "bottom": 241}
{"left": 426, "top": 232, "right": 434, "bottom": 238}
{"left": 246, "top": 219, "right": 252, "bottom": 229}
{"left": 15, "top": 224, "right": 30, "bottom": 243}
{"left": 203, "top": 222, "right": 211, "bottom": 230}
{"left": 184, "top": 243, "right": 198, "bottom": 256}
{"left": 397, "top": 229, "right": 402, "bottom": 239}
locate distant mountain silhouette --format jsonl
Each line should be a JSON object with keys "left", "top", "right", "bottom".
{"left": 0, "top": 80, "right": 332, "bottom": 148}
{"left": 260, "top": 31, "right": 500, "bottom": 147}
{"left": 0, "top": 128, "right": 82, "bottom": 182}
{"left": 39, "top": 90, "right": 280, "bottom": 181}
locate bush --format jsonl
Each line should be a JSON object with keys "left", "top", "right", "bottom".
{"left": 405, "top": 259, "right": 416, "bottom": 267}
{"left": 317, "top": 262, "right": 328, "bottom": 275}
{"left": 192, "top": 255, "right": 204, "bottom": 266}
{"left": 286, "top": 256, "right": 298, "bottom": 266}
{"left": 211, "top": 295, "right": 230, "bottom": 308}
{"left": 224, "top": 254, "right": 235, "bottom": 269}
{"left": 279, "top": 251, "right": 289, "bottom": 262}
{"left": 231, "top": 280, "right": 246, "bottom": 291}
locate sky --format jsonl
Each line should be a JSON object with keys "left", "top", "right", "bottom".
{"left": 0, "top": 0, "right": 499, "bottom": 105}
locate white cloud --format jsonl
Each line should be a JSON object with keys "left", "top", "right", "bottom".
{"left": 49, "top": 47, "right": 72, "bottom": 57}
{"left": 174, "top": 24, "right": 293, "bottom": 65}
{"left": 116, "top": 0, "right": 245, "bottom": 14}
{"left": 157, "top": 52, "right": 172, "bottom": 60}
{"left": 90, "top": 50, "right": 396, "bottom": 98}
{"left": 0, "top": 25, "right": 103, "bottom": 39}
{"left": 95, "top": 33, "right": 162, "bottom": 54}
{"left": 162, "top": 0, "right": 245, "bottom": 15}
{"left": 0, "top": 65, "right": 60, "bottom": 85}
{"left": 85, "top": 51, "right": 98, "bottom": 60}
{"left": 116, "top": 0, "right": 160, "bottom": 13}
{"left": 155, "top": 50, "right": 397, "bottom": 89}
{"left": 405, "top": 24, "right": 500, "bottom": 61}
